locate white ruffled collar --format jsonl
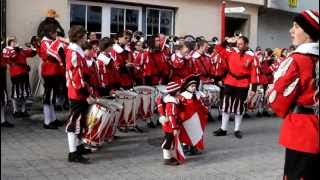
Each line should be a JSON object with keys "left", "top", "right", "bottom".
{"left": 293, "top": 43, "right": 319, "bottom": 56}
{"left": 97, "top": 52, "right": 112, "bottom": 65}
{"left": 68, "top": 43, "right": 85, "bottom": 58}
{"left": 163, "top": 94, "right": 178, "bottom": 104}
{"left": 192, "top": 51, "right": 201, "bottom": 59}
{"left": 113, "top": 44, "right": 124, "bottom": 53}
{"left": 41, "top": 36, "right": 53, "bottom": 42}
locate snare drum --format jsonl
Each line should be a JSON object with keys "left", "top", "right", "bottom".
{"left": 202, "top": 84, "right": 221, "bottom": 108}
{"left": 82, "top": 103, "right": 113, "bottom": 147}
{"left": 97, "top": 98, "right": 123, "bottom": 142}
{"left": 114, "top": 90, "right": 138, "bottom": 128}
{"left": 133, "top": 86, "right": 156, "bottom": 120}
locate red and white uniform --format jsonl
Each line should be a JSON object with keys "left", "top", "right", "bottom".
{"left": 170, "top": 52, "right": 194, "bottom": 81}
{"left": 161, "top": 94, "right": 180, "bottom": 133}
{"left": 148, "top": 49, "right": 171, "bottom": 84}
{"left": 259, "top": 55, "right": 274, "bottom": 85}
{"left": 47, "top": 38, "right": 69, "bottom": 78}
{"left": 96, "top": 51, "right": 118, "bottom": 88}
{"left": 211, "top": 51, "right": 228, "bottom": 80}
{"left": 39, "top": 37, "right": 61, "bottom": 77}
{"left": 192, "top": 51, "right": 215, "bottom": 81}
{"left": 65, "top": 43, "right": 90, "bottom": 101}
{"left": 131, "top": 50, "right": 147, "bottom": 82}
{"left": 178, "top": 91, "right": 208, "bottom": 150}
{"left": 110, "top": 44, "right": 133, "bottom": 88}
{"left": 2, "top": 47, "right": 35, "bottom": 77}
{"left": 85, "top": 57, "right": 100, "bottom": 98}
{"left": 268, "top": 43, "right": 319, "bottom": 154}
{"left": 215, "top": 44, "right": 260, "bottom": 88}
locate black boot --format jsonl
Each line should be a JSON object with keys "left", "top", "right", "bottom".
{"left": 213, "top": 128, "right": 227, "bottom": 136}
{"left": 52, "top": 119, "right": 64, "bottom": 127}
{"left": 234, "top": 131, "right": 243, "bottom": 139}
{"left": 182, "top": 144, "right": 189, "bottom": 153}
{"left": 1, "top": 121, "right": 15, "bottom": 128}
{"left": 262, "top": 110, "right": 271, "bottom": 117}
{"left": 68, "top": 151, "right": 90, "bottom": 164}
{"left": 43, "top": 122, "right": 58, "bottom": 129}
{"left": 77, "top": 144, "right": 92, "bottom": 155}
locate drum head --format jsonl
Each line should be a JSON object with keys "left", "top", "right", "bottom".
{"left": 114, "top": 90, "right": 137, "bottom": 99}
{"left": 133, "top": 85, "right": 155, "bottom": 95}
{"left": 156, "top": 85, "right": 167, "bottom": 95}
{"left": 203, "top": 84, "right": 220, "bottom": 92}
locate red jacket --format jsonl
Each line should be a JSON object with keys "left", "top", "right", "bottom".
{"left": 211, "top": 51, "right": 228, "bottom": 79}
{"left": 85, "top": 57, "right": 100, "bottom": 97}
{"left": 2, "top": 46, "right": 36, "bottom": 77}
{"left": 66, "top": 43, "right": 91, "bottom": 101}
{"left": 268, "top": 43, "right": 319, "bottom": 154}
{"left": 131, "top": 50, "right": 146, "bottom": 80}
{"left": 96, "top": 51, "right": 118, "bottom": 87}
{"left": 47, "top": 38, "right": 69, "bottom": 77}
{"left": 161, "top": 94, "right": 180, "bottom": 133}
{"left": 192, "top": 51, "right": 215, "bottom": 81}
{"left": 216, "top": 44, "right": 259, "bottom": 88}
{"left": 39, "top": 37, "right": 61, "bottom": 77}
{"left": 110, "top": 44, "right": 133, "bottom": 87}
{"left": 170, "top": 52, "right": 194, "bottom": 81}
{"left": 148, "top": 50, "right": 171, "bottom": 77}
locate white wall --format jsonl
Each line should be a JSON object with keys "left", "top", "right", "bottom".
{"left": 257, "top": 9, "right": 296, "bottom": 49}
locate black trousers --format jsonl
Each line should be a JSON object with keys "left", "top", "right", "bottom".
{"left": 43, "top": 76, "right": 59, "bottom": 105}
{"left": 65, "top": 100, "right": 89, "bottom": 135}
{"left": 284, "top": 148, "right": 320, "bottom": 180}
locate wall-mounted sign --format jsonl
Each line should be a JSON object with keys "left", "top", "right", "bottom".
{"left": 225, "top": 7, "right": 246, "bottom": 13}
{"left": 288, "top": 0, "right": 298, "bottom": 8}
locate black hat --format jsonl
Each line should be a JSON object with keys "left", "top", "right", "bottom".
{"left": 293, "top": 10, "right": 319, "bottom": 41}
{"left": 181, "top": 74, "right": 200, "bottom": 91}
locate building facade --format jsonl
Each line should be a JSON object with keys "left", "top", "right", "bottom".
{"left": 4, "top": 0, "right": 264, "bottom": 95}
{"left": 257, "top": 0, "right": 319, "bottom": 49}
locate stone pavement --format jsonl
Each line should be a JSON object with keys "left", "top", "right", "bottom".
{"left": 1, "top": 103, "right": 284, "bottom": 180}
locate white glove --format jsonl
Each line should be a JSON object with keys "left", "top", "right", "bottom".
{"left": 159, "top": 116, "right": 167, "bottom": 125}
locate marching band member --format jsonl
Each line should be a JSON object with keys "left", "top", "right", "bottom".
{"left": 111, "top": 31, "right": 134, "bottom": 89}
{"left": 213, "top": 36, "right": 259, "bottom": 139}
{"left": 147, "top": 34, "right": 171, "bottom": 85}
{"left": 268, "top": 10, "right": 319, "bottom": 180}
{"left": 178, "top": 75, "right": 208, "bottom": 155}
{"left": 83, "top": 42, "right": 100, "bottom": 97}
{"left": 170, "top": 43, "right": 194, "bottom": 82}
{"left": 1, "top": 40, "right": 14, "bottom": 128}
{"left": 131, "top": 40, "right": 147, "bottom": 85}
{"left": 38, "top": 24, "right": 63, "bottom": 129}
{"left": 65, "top": 25, "right": 94, "bottom": 164}
{"left": 157, "top": 80, "right": 185, "bottom": 165}
{"left": 256, "top": 48, "right": 274, "bottom": 117}
{"left": 192, "top": 40, "right": 215, "bottom": 83}
{"left": 96, "top": 37, "right": 117, "bottom": 96}
{"left": 2, "top": 36, "right": 36, "bottom": 118}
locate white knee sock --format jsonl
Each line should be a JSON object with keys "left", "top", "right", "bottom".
{"left": 21, "top": 101, "right": 26, "bottom": 113}
{"left": 12, "top": 99, "right": 19, "bottom": 113}
{"left": 67, "top": 132, "right": 77, "bottom": 153}
{"left": 49, "top": 105, "right": 57, "bottom": 122}
{"left": 234, "top": 114, "right": 243, "bottom": 131}
{"left": 221, "top": 112, "right": 230, "bottom": 131}
{"left": 1, "top": 106, "right": 5, "bottom": 123}
{"left": 43, "top": 105, "right": 51, "bottom": 125}
{"left": 163, "top": 149, "right": 172, "bottom": 159}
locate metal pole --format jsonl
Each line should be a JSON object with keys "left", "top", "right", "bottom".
{"left": 221, "top": 0, "right": 226, "bottom": 41}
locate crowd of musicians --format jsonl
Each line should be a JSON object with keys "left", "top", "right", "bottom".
{"left": 1, "top": 9, "right": 319, "bottom": 180}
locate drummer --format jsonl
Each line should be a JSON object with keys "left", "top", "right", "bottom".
{"left": 65, "top": 25, "right": 95, "bottom": 164}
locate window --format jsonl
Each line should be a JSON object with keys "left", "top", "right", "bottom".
{"left": 70, "top": 4, "right": 102, "bottom": 37}
{"left": 110, "top": 7, "right": 139, "bottom": 36}
{"left": 146, "top": 8, "right": 174, "bottom": 37}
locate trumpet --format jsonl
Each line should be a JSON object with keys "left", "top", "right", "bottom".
{"left": 234, "top": 30, "right": 243, "bottom": 37}
{"left": 132, "top": 31, "right": 145, "bottom": 43}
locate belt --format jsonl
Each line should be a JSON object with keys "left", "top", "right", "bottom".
{"left": 291, "top": 105, "right": 314, "bottom": 114}
{"left": 228, "top": 71, "right": 250, "bottom": 80}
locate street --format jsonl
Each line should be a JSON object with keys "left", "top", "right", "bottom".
{"left": 2, "top": 103, "right": 284, "bottom": 180}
